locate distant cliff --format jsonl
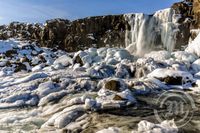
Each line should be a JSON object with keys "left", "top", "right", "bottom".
{"left": 0, "top": 15, "right": 128, "bottom": 52}
{"left": 0, "top": 0, "right": 199, "bottom": 52}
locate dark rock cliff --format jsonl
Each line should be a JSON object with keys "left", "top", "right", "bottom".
{"left": 0, "top": 16, "right": 128, "bottom": 52}
{"left": 172, "top": 0, "right": 200, "bottom": 40}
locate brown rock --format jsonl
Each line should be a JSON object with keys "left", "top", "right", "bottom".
{"left": 113, "top": 95, "right": 124, "bottom": 101}
{"left": 104, "top": 80, "right": 120, "bottom": 91}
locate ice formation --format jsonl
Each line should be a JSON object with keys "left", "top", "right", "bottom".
{"left": 186, "top": 31, "right": 200, "bottom": 57}
{"left": 124, "top": 8, "right": 179, "bottom": 55}
{"left": 96, "top": 120, "right": 178, "bottom": 133}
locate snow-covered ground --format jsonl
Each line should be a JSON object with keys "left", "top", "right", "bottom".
{"left": 0, "top": 32, "right": 200, "bottom": 132}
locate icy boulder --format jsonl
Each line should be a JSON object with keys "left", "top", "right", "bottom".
{"left": 73, "top": 51, "right": 92, "bottom": 65}
{"left": 191, "top": 59, "right": 200, "bottom": 74}
{"left": 96, "top": 127, "right": 121, "bottom": 133}
{"left": 88, "top": 48, "right": 98, "bottom": 57}
{"left": 186, "top": 32, "right": 200, "bottom": 57}
{"left": 53, "top": 55, "right": 72, "bottom": 67}
{"left": 113, "top": 49, "right": 133, "bottom": 61}
{"left": 172, "top": 51, "right": 197, "bottom": 63}
{"left": 129, "top": 77, "right": 169, "bottom": 94}
{"left": 144, "top": 51, "right": 171, "bottom": 61}
{"left": 0, "top": 40, "right": 18, "bottom": 53}
{"left": 97, "top": 47, "right": 108, "bottom": 57}
{"left": 87, "top": 64, "right": 115, "bottom": 79}
{"left": 147, "top": 68, "right": 194, "bottom": 86}
{"left": 97, "top": 78, "right": 136, "bottom": 108}
{"left": 132, "top": 120, "right": 178, "bottom": 133}
{"left": 13, "top": 72, "right": 48, "bottom": 84}
{"left": 36, "top": 81, "right": 60, "bottom": 98}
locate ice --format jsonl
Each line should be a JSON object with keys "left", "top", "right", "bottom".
{"left": 113, "top": 49, "right": 133, "bottom": 61}
{"left": 144, "top": 51, "right": 171, "bottom": 61}
{"left": 84, "top": 98, "right": 97, "bottom": 110}
{"left": 38, "top": 90, "right": 67, "bottom": 106}
{"left": 148, "top": 68, "right": 194, "bottom": 86}
{"left": 13, "top": 72, "right": 48, "bottom": 85}
{"left": 172, "top": 51, "right": 197, "bottom": 63}
{"left": 192, "top": 59, "right": 200, "bottom": 73}
{"left": 0, "top": 40, "right": 18, "bottom": 53}
{"left": 53, "top": 55, "right": 72, "bottom": 67}
{"left": 36, "top": 81, "right": 60, "bottom": 98}
{"left": 186, "top": 32, "right": 200, "bottom": 57}
{"left": 133, "top": 120, "right": 178, "bottom": 133}
{"left": 96, "top": 127, "right": 121, "bottom": 133}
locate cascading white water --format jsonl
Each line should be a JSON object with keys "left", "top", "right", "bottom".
{"left": 124, "top": 8, "right": 180, "bottom": 56}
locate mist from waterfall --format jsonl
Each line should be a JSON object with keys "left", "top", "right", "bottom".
{"left": 124, "top": 8, "right": 180, "bottom": 56}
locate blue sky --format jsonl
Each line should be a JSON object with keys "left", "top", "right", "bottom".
{"left": 0, "top": 0, "right": 180, "bottom": 24}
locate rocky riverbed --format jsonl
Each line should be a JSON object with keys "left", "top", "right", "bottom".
{"left": 0, "top": 35, "right": 200, "bottom": 132}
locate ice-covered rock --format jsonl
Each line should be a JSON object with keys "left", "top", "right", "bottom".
{"left": 145, "top": 51, "right": 171, "bottom": 61}
{"left": 129, "top": 77, "right": 169, "bottom": 94}
{"left": 172, "top": 51, "right": 197, "bottom": 63}
{"left": 88, "top": 48, "right": 98, "bottom": 57}
{"left": 32, "top": 64, "right": 45, "bottom": 72}
{"left": 191, "top": 59, "right": 200, "bottom": 73}
{"left": 0, "top": 40, "right": 18, "bottom": 53}
{"left": 147, "top": 68, "right": 194, "bottom": 86}
{"left": 36, "top": 81, "right": 60, "bottom": 98}
{"left": 132, "top": 120, "right": 178, "bottom": 133}
{"left": 53, "top": 55, "right": 72, "bottom": 67}
{"left": 87, "top": 64, "right": 115, "bottom": 79}
{"left": 114, "top": 49, "right": 133, "bottom": 61}
{"left": 84, "top": 98, "right": 97, "bottom": 110}
{"left": 14, "top": 72, "right": 48, "bottom": 84}
{"left": 96, "top": 127, "right": 121, "bottom": 133}
{"left": 97, "top": 78, "right": 136, "bottom": 107}
{"left": 186, "top": 32, "right": 200, "bottom": 57}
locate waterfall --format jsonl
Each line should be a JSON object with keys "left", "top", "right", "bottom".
{"left": 124, "top": 8, "right": 180, "bottom": 56}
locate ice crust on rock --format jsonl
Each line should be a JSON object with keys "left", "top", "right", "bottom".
{"left": 186, "top": 32, "right": 200, "bottom": 57}
{"left": 132, "top": 120, "right": 178, "bottom": 133}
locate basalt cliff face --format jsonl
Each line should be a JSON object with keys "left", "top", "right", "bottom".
{"left": 0, "top": 0, "right": 199, "bottom": 53}
{"left": 172, "top": 0, "right": 200, "bottom": 40}
{"left": 0, "top": 16, "right": 128, "bottom": 52}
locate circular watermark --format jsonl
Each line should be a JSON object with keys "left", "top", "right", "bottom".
{"left": 154, "top": 90, "right": 196, "bottom": 128}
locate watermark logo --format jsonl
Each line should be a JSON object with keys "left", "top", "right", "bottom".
{"left": 154, "top": 90, "right": 196, "bottom": 128}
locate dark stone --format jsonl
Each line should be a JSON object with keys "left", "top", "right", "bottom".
{"left": 161, "top": 76, "right": 183, "bottom": 85}
{"left": 104, "top": 80, "right": 121, "bottom": 91}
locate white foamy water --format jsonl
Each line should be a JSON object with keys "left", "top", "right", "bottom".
{"left": 124, "top": 8, "right": 180, "bottom": 56}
